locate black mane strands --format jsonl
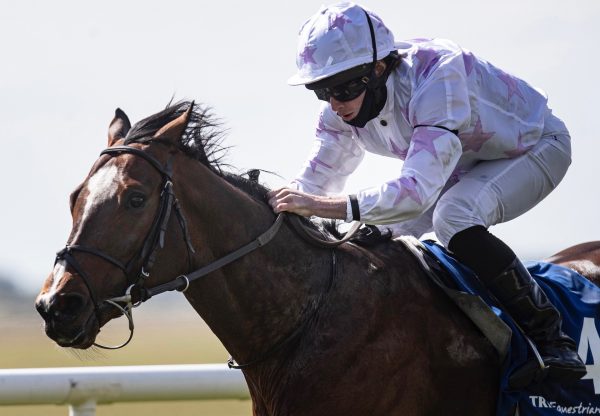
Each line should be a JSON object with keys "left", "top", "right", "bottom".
{"left": 124, "top": 100, "right": 228, "bottom": 175}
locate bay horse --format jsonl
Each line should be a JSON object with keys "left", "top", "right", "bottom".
{"left": 35, "top": 101, "right": 599, "bottom": 415}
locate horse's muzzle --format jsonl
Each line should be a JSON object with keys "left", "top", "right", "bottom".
{"left": 35, "top": 292, "right": 98, "bottom": 348}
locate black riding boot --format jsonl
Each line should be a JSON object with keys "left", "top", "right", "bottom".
{"left": 486, "top": 258, "right": 586, "bottom": 388}
{"left": 448, "top": 226, "right": 586, "bottom": 388}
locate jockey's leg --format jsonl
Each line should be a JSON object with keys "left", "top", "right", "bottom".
{"left": 448, "top": 226, "right": 586, "bottom": 387}
{"left": 432, "top": 115, "right": 585, "bottom": 387}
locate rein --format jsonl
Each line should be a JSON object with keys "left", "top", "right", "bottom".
{"left": 58, "top": 143, "right": 361, "bottom": 366}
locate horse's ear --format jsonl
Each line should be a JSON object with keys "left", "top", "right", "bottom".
{"left": 152, "top": 104, "right": 193, "bottom": 143}
{"left": 108, "top": 108, "right": 131, "bottom": 146}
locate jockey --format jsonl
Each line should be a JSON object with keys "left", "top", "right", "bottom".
{"left": 267, "top": 2, "right": 586, "bottom": 385}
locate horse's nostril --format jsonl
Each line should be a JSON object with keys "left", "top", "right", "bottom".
{"left": 47, "top": 293, "right": 87, "bottom": 321}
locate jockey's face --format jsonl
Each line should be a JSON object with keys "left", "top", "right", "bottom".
{"left": 330, "top": 91, "right": 366, "bottom": 122}
{"left": 325, "top": 60, "right": 386, "bottom": 122}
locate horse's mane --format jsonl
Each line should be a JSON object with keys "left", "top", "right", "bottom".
{"left": 124, "top": 100, "right": 391, "bottom": 246}
{"left": 125, "top": 101, "right": 227, "bottom": 174}
{"left": 122, "top": 102, "right": 290, "bottom": 208}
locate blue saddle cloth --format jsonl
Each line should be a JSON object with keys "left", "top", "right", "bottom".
{"left": 421, "top": 240, "right": 600, "bottom": 416}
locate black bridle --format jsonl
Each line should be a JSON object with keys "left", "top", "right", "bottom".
{"left": 55, "top": 143, "right": 290, "bottom": 352}
{"left": 55, "top": 142, "right": 356, "bottom": 365}
{"left": 55, "top": 144, "right": 197, "bottom": 348}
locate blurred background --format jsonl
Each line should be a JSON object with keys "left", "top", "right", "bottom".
{"left": 0, "top": 0, "right": 598, "bottom": 414}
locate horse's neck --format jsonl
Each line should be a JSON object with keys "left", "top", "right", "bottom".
{"left": 175, "top": 164, "right": 328, "bottom": 364}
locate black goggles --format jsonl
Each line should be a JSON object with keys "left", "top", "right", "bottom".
{"left": 312, "top": 74, "right": 371, "bottom": 102}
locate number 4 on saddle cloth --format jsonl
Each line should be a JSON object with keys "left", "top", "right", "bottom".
{"left": 412, "top": 239, "right": 600, "bottom": 416}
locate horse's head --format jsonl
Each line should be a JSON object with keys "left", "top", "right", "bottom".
{"left": 35, "top": 103, "right": 199, "bottom": 349}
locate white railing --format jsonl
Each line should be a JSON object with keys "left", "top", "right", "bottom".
{"left": 0, "top": 364, "right": 250, "bottom": 416}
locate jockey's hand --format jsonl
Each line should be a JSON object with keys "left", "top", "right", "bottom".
{"left": 267, "top": 188, "right": 347, "bottom": 220}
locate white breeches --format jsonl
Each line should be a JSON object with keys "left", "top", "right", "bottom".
{"left": 386, "top": 115, "right": 572, "bottom": 247}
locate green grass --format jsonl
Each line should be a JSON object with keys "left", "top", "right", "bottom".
{"left": 0, "top": 296, "right": 252, "bottom": 415}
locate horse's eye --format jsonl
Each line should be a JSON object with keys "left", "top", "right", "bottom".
{"left": 128, "top": 193, "right": 146, "bottom": 209}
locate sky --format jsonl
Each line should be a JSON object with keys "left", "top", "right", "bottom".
{"left": 0, "top": 0, "right": 598, "bottom": 292}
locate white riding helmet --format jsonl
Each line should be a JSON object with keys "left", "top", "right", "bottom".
{"left": 288, "top": 2, "right": 396, "bottom": 86}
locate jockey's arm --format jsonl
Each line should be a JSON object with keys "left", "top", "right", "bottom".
{"left": 267, "top": 187, "right": 347, "bottom": 220}
{"left": 268, "top": 108, "right": 363, "bottom": 219}
{"left": 268, "top": 127, "right": 463, "bottom": 223}
{"left": 354, "top": 127, "right": 462, "bottom": 224}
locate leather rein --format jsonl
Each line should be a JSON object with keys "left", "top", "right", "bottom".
{"left": 56, "top": 143, "right": 361, "bottom": 367}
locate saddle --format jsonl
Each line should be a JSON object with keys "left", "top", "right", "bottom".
{"left": 398, "top": 236, "right": 600, "bottom": 416}
{"left": 398, "top": 236, "right": 512, "bottom": 359}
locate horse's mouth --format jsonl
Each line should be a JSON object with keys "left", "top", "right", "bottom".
{"left": 46, "top": 311, "right": 99, "bottom": 349}
{"left": 55, "top": 330, "right": 94, "bottom": 349}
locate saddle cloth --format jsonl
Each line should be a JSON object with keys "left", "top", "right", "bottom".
{"left": 402, "top": 238, "right": 600, "bottom": 416}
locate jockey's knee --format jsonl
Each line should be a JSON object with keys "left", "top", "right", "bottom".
{"left": 432, "top": 199, "right": 482, "bottom": 247}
